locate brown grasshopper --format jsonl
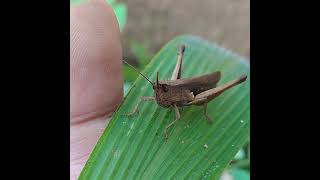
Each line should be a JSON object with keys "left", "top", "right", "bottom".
{"left": 123, "top": 44, "right": 247, "bottom": 139}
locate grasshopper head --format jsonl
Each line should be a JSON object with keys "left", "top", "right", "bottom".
{"left": 152, "top": 72, "right": 171, "bottom": 107}
{"left": 152, "top": 72, "right": 169, "bottom": 92}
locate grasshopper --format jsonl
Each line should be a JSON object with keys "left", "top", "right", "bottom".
{"left": 123, "top": 44, "right": 247, "bottom": 139}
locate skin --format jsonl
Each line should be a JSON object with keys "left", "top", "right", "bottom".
{"left": 70, "top": 0, "right": 123, "bottom": 179}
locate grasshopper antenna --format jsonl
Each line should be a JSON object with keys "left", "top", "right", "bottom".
{"left": 123, "top": 60, "right": 154, "bottom": 86}
{"left": 156, "top": 72, "right": 159, "bottom": 86}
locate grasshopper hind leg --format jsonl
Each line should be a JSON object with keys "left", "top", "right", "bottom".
{"left": 171, "top": 44, "right": 185, "bottom": 80}
{"left": 203, "top": 103, "right": 213, "bottom": 124}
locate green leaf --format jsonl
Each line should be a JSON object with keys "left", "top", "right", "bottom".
{"left": 109, "top": 2, "right": 127, "bottom": 31}
{"left": 130, "top": 41, "right": 152, "bottom": 66}
{"left": 234, "top": 148, "right": 246, "bottom": 160}
{"left": 70, "top": 0, "right": 87, "bottom": 6}
{"left": 229, "top": 159, "right": 250, "bottom": 170}
{"left": 106, "top": 0, "right": 115, "bottom": 4}
{"left": 228, "top": 168, "right": 250, "bottom": 180}
{"left": 123, "top": 82, "right": 133, "bottom": 96}
{"left": 79, "top": 35, "right": 250, "bottom": 180}
{"left": 122, "top": 65, "right": 139, "bottom": 82}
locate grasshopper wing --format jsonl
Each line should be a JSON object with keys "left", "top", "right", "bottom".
{"left": 163, "top": 71, "right": 221, "bottom": 95}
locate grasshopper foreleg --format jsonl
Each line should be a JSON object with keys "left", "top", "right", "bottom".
{"left": 125, "top": 96, "right": 155, "bottom": 116}
{"left": 164, "top": 104, "right": 180, "bottom": 139}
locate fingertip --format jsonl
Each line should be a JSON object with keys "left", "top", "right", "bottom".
{"left": 70, "top": 0, "right": 123, "bottom": 123}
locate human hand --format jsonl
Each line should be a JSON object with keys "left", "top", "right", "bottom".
{"left": 70, "top": 0, "right": 123, "bottom": 179}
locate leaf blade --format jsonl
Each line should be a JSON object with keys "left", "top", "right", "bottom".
{"left": 79, "top": 35, "right": 250, "bottom": 180}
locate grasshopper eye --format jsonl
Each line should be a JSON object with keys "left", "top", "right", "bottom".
{"left": 162, "top": 85, "right": 168, "bottom": 92}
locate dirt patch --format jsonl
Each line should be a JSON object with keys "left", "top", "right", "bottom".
{"left": 121, "top": 0, "right": 250, "bottom": 61}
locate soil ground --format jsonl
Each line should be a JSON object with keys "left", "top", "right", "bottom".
{"left": 121, "top": 0, "right": 250, "bottom": 61}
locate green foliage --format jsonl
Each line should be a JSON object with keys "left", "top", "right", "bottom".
{"left": 122, "top": 65, "right": 139, "bottom": 83}
{"left": 79, "top": 35, "right": 250, "bottom": 180}
{"left": 228, "top": 168, "right": 250, "bottom": 180}
{"left": 106, "top": 0, "right": 127, "bottom": 31}
{"left": 234, "top": 148, "right": 246, "bottom": 160}
{"left": 130, "top": 41, "right": 153, "bottom": 67}
{"left": 70, "top": 0, "right": 87, "bottom": 6}
{"left": 122, "top": 41, "right": 153, "bottom": 91}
